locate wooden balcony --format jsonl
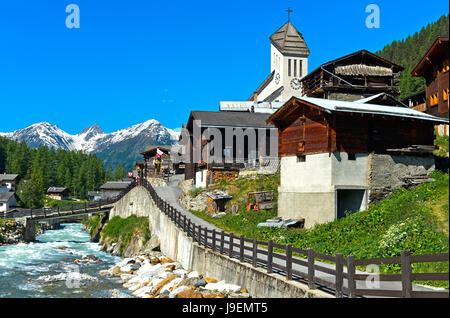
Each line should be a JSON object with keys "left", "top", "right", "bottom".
{"left": 412, "top": 103, "right": 427, "bottom": 112}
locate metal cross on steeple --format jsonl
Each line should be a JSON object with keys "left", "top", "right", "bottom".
{"left": 285, "top": 6, "right": 293, "bottom": 21}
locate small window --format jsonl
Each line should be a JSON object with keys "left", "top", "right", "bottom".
{"left": 299, "top": 60, "right": 303, "bottom": 77}
{"left": 294, "top": 60, "right": 297, "bottom": 77}
{"left": 297, "top": 155, "right": 306, "bottom": 162}
{"left": 348, "top": 153, "right": 356, "bottom": 160}
{"left": 288, "top": 59, "right": 292, "bottom": 77}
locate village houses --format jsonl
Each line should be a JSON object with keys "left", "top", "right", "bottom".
{"left": 172, "top": 16, "right": 449, "bottom": 228}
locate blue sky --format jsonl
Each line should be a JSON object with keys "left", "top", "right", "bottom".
{"left": 0, "top": 0, "right": 448, "bottom": 134}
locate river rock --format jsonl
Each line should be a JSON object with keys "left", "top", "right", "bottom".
{"left": 204, "top": 281, "right": 241, "bottom": 293}
{"left": 120, "top": 273, "right": 136, "bottom": 283}
{"left": 169, "top": 286, "right": 190, "bottom": 298}
{"left": 183, "top": 277, "right": 207, "bottom": 288}
{"left": 177, "top": 288, "right": 203, "bottom": 298}
{"left": 187, "top": 271, "right": 200, "bottom": 278}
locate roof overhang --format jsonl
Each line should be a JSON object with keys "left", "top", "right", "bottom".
{"left": 267, "top": 96, "right": 449, "bottom": 127}
{"left": 411, "top": 36, "right": 449, "bottom": 77}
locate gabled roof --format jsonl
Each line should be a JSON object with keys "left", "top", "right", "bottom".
{"left": 270, "top": 21, "right": 310, "bottom": 56}
{"left": 141, "top": 146, "right": 171, "bottom": 157}
{"left": 186, "top": 111, "right": 274, "bottom": 131}
{"left": 301, "top": 49, "right": 404, "bottom": 82}
{"left": 356, "top": 93, "right": 408, "bottom": 108}
{"left": 248, "top": 71, "right": 275, "bottom": 101}
{"left": 267, "top": 96, "right": 449, "bottom": 125}
{"left": 411, "top": 36, "right": 449, "bottom": 77}
{"left": 0, "top": 191, "right": 16, "bottom": 202}
{"left": 263, "top": 86, "right": 284, "bottom": 102}
{"left": 0, "top": 174, "right": 19, "bottom": 182}
{"left": 47, "top": 187, "right": 69, "bottom": 194}
{"left": 100, "top": 181, "right": 132, "bottom": 190}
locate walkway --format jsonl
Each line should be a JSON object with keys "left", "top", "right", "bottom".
{"left": 153, "top": 174, "right": 444, "bottom": 297}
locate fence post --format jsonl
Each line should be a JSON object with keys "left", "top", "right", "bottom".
{"left": 347, "top": 255, "right": 356, "bottom": 298}
{"left": 240, "top": 235, "right": 244, "bottom": 262}
{"left": 212, "top": 229, "right": 216, "bottom": 251}
{"left": 43, "top": 207, "right": 46, "bottom": 218}
{"left": 401, "top": 250, "right": 412, "bottom": 298}
{"left": 220, "top": 231, "right": 225, "bottom": 254}
{"left": 252, "top": 237, "right": 258, "bottom": 268}
{"left": 267, "top": 240, "right": 273, "bottom": 274}
{"left": 286, "top": 244, "right": 292, "bottom": 280}
{"left": 229, "top": 233, "right": 234, "bottom": 258}
{"left": 57, "top": 206, "right": 60, "bottom": 216}
{"left": 188, "top": 219, "right": 191, "bottom": 237}
{"left": 307, "top": 248, "right": 315, "bottom": 288}
{"left": 335, "top": 253, "right": 344, "bottom": 298}
{"left": 198, "top": 225, "right": 202, "bottom": 245}
{"left": 204, "top": 227, "right": 208, "bottom": 247}
{"left": 85, "top": 202, "right": 87, "bottom": 213}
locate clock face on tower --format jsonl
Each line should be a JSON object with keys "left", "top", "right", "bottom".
{"left": 274, "top": 73, "right": 280, "bottom": 85}
{"left": 290, "top": 77, "right": 301, "bottom": 90}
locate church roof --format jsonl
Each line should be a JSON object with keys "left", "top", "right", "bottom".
{"left": 269, "top": 21, "right": 310, "bottom": 56}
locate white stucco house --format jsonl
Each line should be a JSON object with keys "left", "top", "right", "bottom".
{"left": 0, "top": 192, "right": 18, "bottom": 216}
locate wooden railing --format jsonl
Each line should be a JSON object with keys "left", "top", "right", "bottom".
{"left": 2, "top": 182, "right": 137, "bottom": 220}
{"left": 137, "top": 177, "right": 449, "bottom": 298}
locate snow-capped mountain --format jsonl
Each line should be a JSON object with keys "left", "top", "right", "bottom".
{"left": 0, "top": 120, "right": 180, "bottom": 168}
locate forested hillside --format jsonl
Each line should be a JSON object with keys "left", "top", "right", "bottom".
{"left": 0, "top": 137, "right": 127, "bottom": 207}
{"left": 376, "top": 14, "right": 449, "bottom": 99}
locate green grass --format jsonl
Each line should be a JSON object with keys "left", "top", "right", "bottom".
{"left": 82, "top": 213, "right": 104, "bottom": 236}
{"left": 434, "top": 134, "right": 449, "bottom": 157}
{"left": 100, "top": 215, "right": 150, "bottom": 254}
{"left": 44, "top": 197, "right": 88, "bottom": 208}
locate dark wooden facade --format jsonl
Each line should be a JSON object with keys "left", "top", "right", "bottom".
{"left": 140, "top": 146, "right": 172, "bottom": 178}
{"left": 301, "top": 50, "right": 403, "bottom": 101}
{"left": 411, "top": 36, "right": 449, "bottom": 120}
{"left": 268, "top": 98, "right": 439, "bottom": 157}
{"left": 183, "top": 111, "right": 276, "bottom": 181}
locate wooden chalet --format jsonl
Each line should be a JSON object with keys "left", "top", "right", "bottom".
{"left": 47, "top": 187, "right": 70, "bottom": 201}
{"left": 267, "top": 96, "right": 448, "bottom": 228}
{"left": 183, "top": 110, "right": 278, "bottom": 187}
{"left": 0, "top": 174, "right": 20, "bottom": 191}
{"left": 300, "top": 50, "right": 403, "bottom": 101}
{"left": 140, "top": 146, "right": 172, "bottom": 178}
{"left": 268, "top": 96, "right": 445, "bottom": 157}
{"left": 100, "top": 181, "right": 132, "bottom": 200}
{"left": 411, "top": 36, "right": 449, "bottom": 135}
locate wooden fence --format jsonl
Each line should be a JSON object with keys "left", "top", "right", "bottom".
{"left": 138, "top": 178, "right": 449, "bottom": 298}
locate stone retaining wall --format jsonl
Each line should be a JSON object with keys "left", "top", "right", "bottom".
{"left": 111, "top": 186, "right": 333, "bottom": 298}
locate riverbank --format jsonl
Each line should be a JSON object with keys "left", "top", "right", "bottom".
{"left": 0, "top": 219, "right": 25, "bottom": 245}
{"left": 100, "top": 250, "right": 252, "bottom": 298}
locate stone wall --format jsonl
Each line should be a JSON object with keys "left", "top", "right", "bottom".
{"left": 206, "top": 170, "right": 239, "bottom": 187}
{"left": 111, "top": 186, "right": 332, "bottom": 298}
{"left": 367, "top": 153, "right": 435, "bottom": 202}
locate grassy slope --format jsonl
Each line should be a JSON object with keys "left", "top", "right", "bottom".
{"left": 99, "top": 215, "right": 150, "bottom": 253}
{"left": 190, "top": 170, "right": 449, "bottom": 287}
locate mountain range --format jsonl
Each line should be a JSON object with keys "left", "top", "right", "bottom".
{"left": 0, "top": 120, "right": 180, "bottom": 169}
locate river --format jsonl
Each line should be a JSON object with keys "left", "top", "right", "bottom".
{"left": 0, "top": 223, "right": 133, "bottom": 298}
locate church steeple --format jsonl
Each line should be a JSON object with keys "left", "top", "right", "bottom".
{"left": 269, "top": 21, "right": 310, "bottom": 56}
